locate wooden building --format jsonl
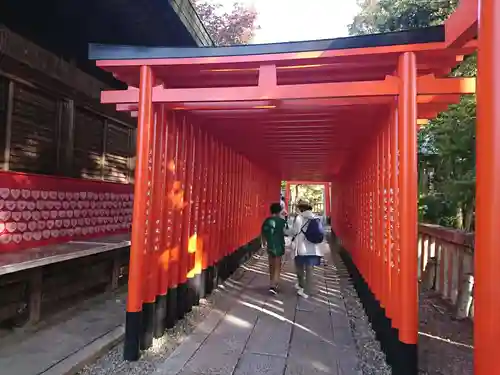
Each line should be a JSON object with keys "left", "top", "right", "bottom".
{"left": 0, "top": 0, "right": 212, "bottom": 181}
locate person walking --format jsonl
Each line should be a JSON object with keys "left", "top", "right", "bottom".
{"left": 261, "top": 202, "right": 288, "bottom": 295}
{"left": 290, "top": 200, "right": 325, "bottom": 298}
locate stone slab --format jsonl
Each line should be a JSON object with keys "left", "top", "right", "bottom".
{"left": 0, "top": 294, "right": 125, "bottom": 375}
{"left": 40, "top": 325, "right": 124, "bottom": 375}
{"left": 234, "top": 353, "right": 287, "bottom": 375}
{"left": 158, "top": 243, "right": 361, "bottom": 375}
{"left": 245, "top": 315, "right": 292, "bottom": 358}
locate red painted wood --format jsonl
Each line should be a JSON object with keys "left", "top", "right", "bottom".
{"left": 0, "top": 171, "right": 132, "bottom": 252}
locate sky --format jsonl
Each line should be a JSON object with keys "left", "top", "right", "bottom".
{"left": 214, "top": 0, "right": 361, "bottom": 44}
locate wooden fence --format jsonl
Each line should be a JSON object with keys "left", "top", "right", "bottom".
{"left": 418, "top": 223, "right": 475, "bottom": 319}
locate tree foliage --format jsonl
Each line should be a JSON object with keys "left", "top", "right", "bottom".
{"left": 193, "top": 1, "right": 259, "bottom": 46}
{"left": 280, "top": 182, "right": 326, "bottom": 213}
{"left": 349, "top": 0, "right": 458, "bottom": 35}
{"left": 349, "top": 0, "right": 476, "bottom": 231}
{"left": 290, "top": 184, "right": 325, "bottom": 210}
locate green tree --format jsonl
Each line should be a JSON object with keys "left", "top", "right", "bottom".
{"left": 349, "top": 0, "right": 458, "bottom": 35}
{"left": 193, "top": 1, "right": 259, "bottom": 46}
{"left": 287, "top": 184, "right": 325, "bottom": 213}
{"left": 349, "top": 0, "right": 476, "bottom": 231}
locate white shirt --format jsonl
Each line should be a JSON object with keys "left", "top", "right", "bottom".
{"left": 290, "top": 210, "right": 324, "bottom": 257}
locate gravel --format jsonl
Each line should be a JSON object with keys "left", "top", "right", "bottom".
{"left": 328, "top": 236, "right": 473, "bottom": 375}
{"left": 418, "top": 290, "right": 473, "bottom": 375}
{"left": 79, "top": 252, "right": 261, "bottom": 375}
{"left": 78, "top": 296, "right": 215, "bottom": 375}
{"left": 329, "top": 245, "right": 392, "bottom": 375}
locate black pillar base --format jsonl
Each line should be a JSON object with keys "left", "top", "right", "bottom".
{"left": 228, "top": 252, "right": 235, "bottom": 276}
{"left": 165, "top": 287, "right": 178, "bottom": 329}
{"left": 209, "top": 265, "right": 216, "bottom": 293}
{"left": 223, "top": 255, "right": 230, "bottom": 280}
{"left": 216, "top": 258, "right": 226, "bottom": 283}
{"left": 201, "top": 267, "right": 211, "bottom": 298}
{"left": 140, "top": 301, "right": 155, "bottom": 350}
{"left": 337, "top": 243, "right": 418, "bottom": 375}
{"left": 228, "top": 253, "right": 234, "bottom": 275}
{"left": 192, "top": 272, "right": 203, "bottom": 303}
{"left": 236, "top": 247, "right": 245, "bottom": 267}
{"left": 185, "top": 277, "right": 196, "bottom": 312}
{"left": 154, "top": 294, "right": 167, "bottom": 338}
{"left": 393, "top": 340, "right": 418, "bottom": 375}
{"left": 177, "top": 282, "right": 188, "bottom": 319}
{"left": 213, "top": 262, "right": 222, "bottom": 287}
{"left": 124, "top": 311, "right": 142, "bottom": 361}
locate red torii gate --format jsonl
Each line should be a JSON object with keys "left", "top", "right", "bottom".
{"left": 89, "top": 0, "right": 497, "bottom": 373}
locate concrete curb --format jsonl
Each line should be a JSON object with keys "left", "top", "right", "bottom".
{"left": 40, "top": 325, "right": 125, "bottom": 375}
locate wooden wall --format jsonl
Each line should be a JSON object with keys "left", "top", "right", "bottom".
{"left": 0, "top": 28, "right": 135, "bottom": 183}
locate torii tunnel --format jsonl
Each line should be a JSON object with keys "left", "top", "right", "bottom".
{"left": 89, "top": 0, "right": 498, "bottom": 373}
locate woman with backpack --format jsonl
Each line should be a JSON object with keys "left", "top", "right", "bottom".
{"left": 290, "top": 200, "right": 325, "bottom": 299}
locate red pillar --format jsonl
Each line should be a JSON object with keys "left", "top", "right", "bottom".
{"left": 144, "top": 104, "right": 167, "bottom": 344}
{"left": 324, "top": 182, "right": 331, "bottom": 219}
{"left": 382, "top": 126, "right": 390, "bottom": 311}
{"left": 158, "top": 110, "right": 176, "bottom": 332}
{"left": 476, "top": 1, "right": 500, "bottom": 373}
{"left": 187, "top": 126, "right": 204, "bottom": 304}
{"left": 284, "top": 181, "right": 291, "bottom": 213}
{"left": 228, "top": 152, "right": 236, "bottom": 257}
{"left": 169, "top": 113, "right": 185, "bottom": 323}
{"left": 390, "top": 105, "right": 401, "bottom": 330}
{"left": 124, "top": 65, "right": 154, "bottom": 361}
{"left": 229, "top": 151, "right": 238, "bottom": 266}
{"left": 212, "top": 139, "right": 223, "bottom": 286}
{"left": 199, "top": 131, "right": 212, "bottom": 298}
{"left": 178, "top": 118, "right": 194, "bottom": 315}
{"left": 397, "top": 51, "right": 418, "bottom": 372}
{"left": 375, "top": 133, "right": 383, "bottom": 300}
{"left": 244, "top": 159, "right": 251, "bottom": 243}
{"left": 213, "top": 141, "right": 224, "bottom": 285}
{"left": 380, "top": 128, "right": 389, "bottom": 315}
{"left": 235, "top": 155, "right": 244, "bottom": 249}
{"left": 162, "top": 112, "right": 177, "bottom": 330}
{"left": 219, "top": 146, "right": 230, "bottom": 279}
{"left": 384, "top": 112, "right": 393, "bottom": 322}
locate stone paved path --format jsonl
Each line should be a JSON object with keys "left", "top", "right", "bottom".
{"left": 0, "top": 290, "right": 126, "bottom": 375}
{"left": 155, "top": 246, "right": 362, "bottom": 375}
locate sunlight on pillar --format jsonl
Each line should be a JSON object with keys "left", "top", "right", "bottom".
{"left": 159, "top": 246, "right": 180, "bottom": 270}
{"left": 168, "top": 180, "right": 187, "bottom": 210}
{"left": 187, "top": 234, "right": 204, "bottom": 278}
{"left": 167, "top": 160, "right": 176, "bottom": 172}
{"left": 188, "top": 233, "right": 198, "bottom": 254}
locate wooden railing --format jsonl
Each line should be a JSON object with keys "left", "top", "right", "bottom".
{"left": 418, "top": 223, "right": 475, "bottom": 319}
{"left": 288, "top": 202, "right": 324, "bottom": 215}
